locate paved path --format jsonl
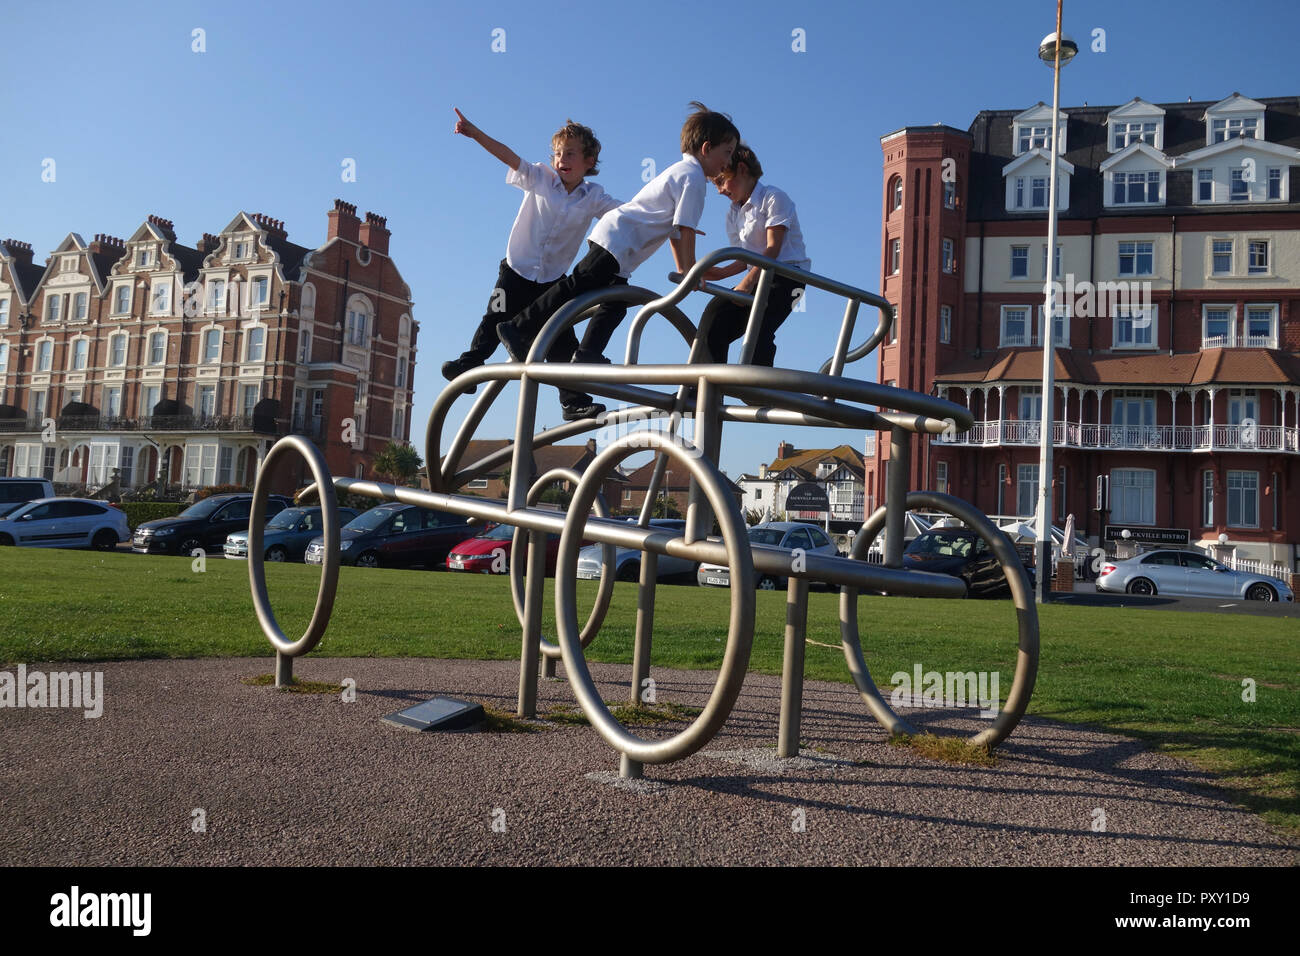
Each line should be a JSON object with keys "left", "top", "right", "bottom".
{"left": 0, "top": 657, "right": 1294, "bottom": 866}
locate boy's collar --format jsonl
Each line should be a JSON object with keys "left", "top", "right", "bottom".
{"left": 682, "top": 152, "right": 702, "bottom": 167}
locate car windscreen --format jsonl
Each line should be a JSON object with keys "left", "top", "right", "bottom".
{"left": 266, "top": 508, "right": 306, "bottom": 531}
{"left": 178, "top": 498, "right": 224, "bottom": 519}
{"left": 748, "top": 528, "right": 786, "bottom": 547}
{"left": 0, "top": 501, "right": 26, "bottom": 518}
{"left": 907, "top": 533, "right": 976, "bottom": 557}
{"left": 481, "top": 523, "right": 515, "bottom": 541}
{"left": 346, "top": 507, "right": 398, "bottom": 532}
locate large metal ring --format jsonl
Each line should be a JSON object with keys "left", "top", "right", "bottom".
{"left": 554, "top": 432, "right": 755, "bottom": 764}
{"left": 839, "top": 490, "right": 1039, "bottom": 748}
{"left": 249, "top": 435, "right": 341, "bottom": 658}
{"left": 509, "top": 468, "right": 616, "bottom": 658}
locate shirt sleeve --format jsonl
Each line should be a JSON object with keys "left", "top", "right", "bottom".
{"left": 763, "top": 187, "right": 797, "bottom": 229}
{"left": 506, "top": 159, "right": 550, "bottom": 194}
{"left": 590, "top": 188, "right": 623, "bottom": 219}
{"left": 671, "top": 168, "right": 708, "bottom": 235}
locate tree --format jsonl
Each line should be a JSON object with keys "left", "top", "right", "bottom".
{"left": 372, "top": 441, "right": 423, "bottom": 485}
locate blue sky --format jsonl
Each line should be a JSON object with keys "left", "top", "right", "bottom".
{"left": 2, "top": 0, "right": 1296, "bottom": 478}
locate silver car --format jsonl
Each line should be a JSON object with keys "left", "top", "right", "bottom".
{"left": 576, "top": 518, "right": 695, "bottom": 583}
{"left": 0, "top": 497, "right": 129, "bottom": 551}
{"left": 697, "top": 521, "right": 839, "bottom": 590}
{"left": 1096, "top": 549, "right": 1294, "bottom": 602}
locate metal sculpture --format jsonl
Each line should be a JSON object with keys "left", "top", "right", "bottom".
{"left": 247, "top": 249, "right": 1040, "bottom": 778}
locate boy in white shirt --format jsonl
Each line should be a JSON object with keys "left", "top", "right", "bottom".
{"left": 700, "top": 144, "right": 809, "bottom": 367}
{"left": 498, "top": 102, "right": 740, "bottom": 421}
{"left": 441, "top": 108, "right": 623, "bottom": 393}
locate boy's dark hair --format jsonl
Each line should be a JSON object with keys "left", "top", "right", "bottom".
{"left": 723, "top": 143, "right": 763, "bottom": 180}
{"left": 681, "top": 101, "right": 740, "bottom": 155}
{"left": 552, "top": 119, "right": 602, "bottom": 175}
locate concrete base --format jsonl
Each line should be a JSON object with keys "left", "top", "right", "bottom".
{"left": 381, "top": 696, "right": 485, "bottom": 732}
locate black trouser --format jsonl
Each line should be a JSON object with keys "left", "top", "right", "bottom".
{"left": 700, "top": 275, "right": 805, "bottom": 367}
{"left": 458, "top": 260, "right": 559, "bottom": 365}
{"left": 508, "top": 241, "right": 628, "bottom": 408}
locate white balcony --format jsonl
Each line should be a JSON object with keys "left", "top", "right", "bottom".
{"left": 936, "top": 420, "right": 1299, "bottom": 453}
{"left": 1201, "top": 332, "right": 1278, "bottom": 349}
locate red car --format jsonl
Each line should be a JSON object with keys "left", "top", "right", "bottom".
{"left": 445, "top": 522, "right": 561, "bottom": 574}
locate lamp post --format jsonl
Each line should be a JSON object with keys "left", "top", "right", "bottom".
{"left": 1034, "top": 6, "right": 1078, "bottom": 604}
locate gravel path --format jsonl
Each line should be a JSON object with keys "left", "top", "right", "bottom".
{"left": 1, "top": 657, "right": 1294, "bottom": 866}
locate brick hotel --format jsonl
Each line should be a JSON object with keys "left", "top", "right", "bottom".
{"left": 868, "top": 94, "right": 1300, "bottom": 568}
{"left": 0, "top": 201, "right": 417, "bottom": 496}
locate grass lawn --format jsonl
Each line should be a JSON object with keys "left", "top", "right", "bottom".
{"left": 1, "top": 547, "right": 1297, "bottom": 832}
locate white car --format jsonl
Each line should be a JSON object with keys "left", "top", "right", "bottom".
{"left": 0, "top": 497, "right": 129, "bottom": 551}
{"left": 697, "top": 521, "right": 839, "bottom": 590}
{"left": 576, "top": 518, "right": 696, "bottom": 582}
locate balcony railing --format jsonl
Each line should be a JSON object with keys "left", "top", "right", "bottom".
{"left": 937, "top": 420, "right": 1299, "bottom": 453}
{"left": 0, "top": 414, "right": 281, "bottom": 434}
{"left": 1201, "top": 333, "right": 1278, "bottom": 350}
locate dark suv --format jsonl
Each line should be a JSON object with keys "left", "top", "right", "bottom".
{"left": 132, "top": 493, "right": 292, "bottom": 556}
{"left": 305, "top": 503, "right": 472, "bottom": 569}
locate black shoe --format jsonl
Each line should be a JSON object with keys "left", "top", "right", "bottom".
{"left": 440, "top": 357, "right": 477, "bottom": 395}
{"left": 572, "top": 349, "right": 611, "bottom": 365}
{"left": 561, "top": 402, "right": 606, "bottom": 422}
{"left": 496, "top": 323, "right": 527, "bottom": 362}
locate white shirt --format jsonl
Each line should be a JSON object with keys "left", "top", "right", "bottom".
{"left": 505, "top": 160, "right": 622, "bottom": 283}
{"left": 725, "top": 181, "right": 810, "bottom": 273}
{"left": 589, "top": 153, "right": 709, "bottom": 277}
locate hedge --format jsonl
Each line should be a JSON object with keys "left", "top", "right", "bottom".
{"left": 120, "top": 502, "right": 185, "bottom": 530}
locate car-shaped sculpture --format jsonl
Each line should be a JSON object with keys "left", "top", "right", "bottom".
{"left": 1096, "top": 549, "right": 1294, "bottom": 601}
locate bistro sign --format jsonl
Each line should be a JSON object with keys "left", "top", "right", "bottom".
{"left": 1103, "top": 525, "right": 1190, "bottom": 545}
{"left": 785, "top": 482, "right": 829, "bottom": 512}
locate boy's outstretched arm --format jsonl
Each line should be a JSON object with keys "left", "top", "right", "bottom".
{"left": 452, "top": 107, "right": 521, "bottom": 170}
{"left": 669, "top": 227, "right": 699, "bottom": 277}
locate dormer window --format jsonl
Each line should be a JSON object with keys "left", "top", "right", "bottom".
{"left": 1113, "top": 121, "right": 1159, "bottom": 151}
{"left": 1113, "top": 170, "right": 1161, "bottom": 205}
{"left": 1212, "top": 117, "right": 1258, "bottom": 143}
{"left": 61, "top": 255, "right": 78, "bottom": 273}
{"left": 135, "top": 246, "right": 153, "bottom": 268}
{"left": 234, "top": 240, "right": 249, "bottom": 260}
{"left": 1003, "top": 149, "right": 1072, "bottom": 213}
{"left": 1012, "top": 104, "right": 1068, "bottom": 157}
{"left": 1018, "top": 125, "right": 1050, "bottom": 153}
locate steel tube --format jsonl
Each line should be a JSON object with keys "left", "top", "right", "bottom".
{"left": 885, "top": 427, "right": 910, "bottom": 567}
{"left": 630, "top": 551, "right": 658, "bottom": 706}
{"left": 516, "top": 528, "right": 547, "bottom": 718}
{"left": 778, "top": 577, "right": 810, "bottom": 758}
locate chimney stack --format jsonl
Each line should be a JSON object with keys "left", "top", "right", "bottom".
{"left": 327, "top": 199, "right": 360, "bottom": 243}
{"left": 776, "top": 441, "right": 794, "bottom": 461}
{"left": 250, "top": 212, "right": 287, "bottom": 240}
{"left": 358, "top": 211, "right": 390, "bottom": 255}
{"left": 198, "top": 233, "right": 221, "bottom": 255}
{"left": 146, "top": 215, "right": 176, "bottom": 239}
{"left": 2, "top": 239, "right": 34, "bottom": 267}
{"left": 89, "top": 234, "right": 125, "bottom": 255}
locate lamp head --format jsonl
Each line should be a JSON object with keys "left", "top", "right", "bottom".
{"left": 1038, "top": 32, "right": 1078, "bottom": 66}
{"left": 1218, "top": 533, "right": 1229, "bottom": 545}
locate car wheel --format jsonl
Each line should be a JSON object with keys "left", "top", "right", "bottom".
{"left": 355, "top": 551, "right": 380, "bottom": 569}
{"left": 757, "top": 575, "right": 777, "bottom": 591}
{"left": 179, "top": 537, "right": 203, "bottom": 556}
{"left": 91, "top": 530, "right": 118, "bottom": 552}
{"left": 0, "top": 533, "right": 13, "bottom": 547}
{"left": 266, "top": 546, "right": 288, "bottom": 563}
{"left": 1127, "top": 577, "right": 1157, "bottom": 596}
{"left": 616, "top": 561, "right": 640, "bottom": 583}
{"left": 1245, "top": 583, "right": 1276, "bottom": 602}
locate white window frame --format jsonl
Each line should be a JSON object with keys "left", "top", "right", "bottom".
{"left": 1016, "top": 125, "right": 1051, "bottom": 154}
{"left": 1197, "top": 168, "right": 1214, "bottom": 203}
{"left": 891, "top": 177, "right": 903, "bottom": 211}
{"left": 1247, "top": 239, "right": 1269, "bottom": 276}
{"left": 1040, "top": 243, "right": 1062, "bottom": 280}
{"left": 141, "top": 384, "right": 161, "bottom": 417}
{"left": 1226, "top": 470, "right": 1258, "bottom": 529}
{"left": 1016, "top": 464, "right": 1039, "bottom": 518}
{"left": 74, "top": 292, "right": 88, "bottom": 321}
{"left": 61, "top": 255, "right": 78, "bottom": 273}
{"left": 1211, "top": 116, "right": 1259, "bottom": 144}
{"left": 113, "top": 283, "right": 132, "bottom": 316}
{"left": 206, "top": 278, "right": 226, "bottom": 314}
{"left": 942, "top": 238, "right": 955, "bottom": 274}
{"left": 202, "top": 327, "right": 222, "bottom": 364}
{"left": 150, "top": 281, "right": 171, "bottom": 315}
{"left": 1118, "top": 240, "right": 1153, "bottom": 277}
{"left": 241, "top": 383, "right": 259, "bottom": 419}
{"left": 889, "top": 239, "right": 900, "bottom": 275}
{"left": 1202, "top": 471, "right": 1215, "bottom": 527}
{"left": 1110, "top": 468, "right": 1156, "bottom": 525}
{"left": 1019, "top": 385, "right": 1042, "bottom": 422}
{"left": 1111, "top": 120, "right": 1160, "bottom": 151}
{"left": 393, "top": 405, "right": 404, "bottom": 439}
{"left": 36, "top": 338, "right": 53, "bottom": 371}
{"left": 1267, "top": 167, "right": 1283, "bottom": 200}
{"left": 1010, "top": 245, "right": 1029, "bottom": 278}
{"left": 197, "top": 384, "right": 217, "bottom": 419}
{"left": 300, "top": 283, "right": 317, "bottom": 320}
{"left": 104, "top": 385, "right": 122, "bottom": 418}
{"left": 0, "top": 295, "right": 10, "bottom": 327}
{"left": 1110, "top": 170, "right": 1162, "bottom": 206}
{"left": 939, "top": 306, "right": 951, "bottom": 345}
{"left": 298, "top": 326, "right": 312, "bottom": 364}
{"left": 936, "top": 461, "right": 948, "bottom": 495}
{"left": 1229, "top": 168, "right": 1249, "bottom": 202}
{"left": 1201, "top": 304, "right": 1235, "bottom": 347}
{"left": 148, "top": 330, "right": 166, "bottom": 365}
{"left": 70, "top": 337, "right": 89, "bottom": 371}
{"left": 1000, "top": 306, "right": 1031, "bottom": 348}
{"left": 45, "top": 295, "right": 62, "bottom": 324}
{"left": 943, "top": 179, "right": 956, "bottom": 209}
{"left": 243, "top": 324, "right": 266, "bottom": 363}
{"left": 109, "top": 333, "right": 128, "bottom": 367}
{"left": 1243, "top": 304, "right": 1277, "bottom": 347}
{"left": 1210, "top": 238, "right": 1233, "bottom": 275}
{"left": 1036, "top": 303, "right": 1071, "bottom": 347}
{"left": 1113, "top": 305, "right": 1157, "bottom": 350}
{"left": 395, "top": 352, "right": 408, "bottom": 388}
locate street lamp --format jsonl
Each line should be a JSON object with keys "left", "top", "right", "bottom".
{"left": 1034, "top": 6, "right": 1077, "bottom": 605}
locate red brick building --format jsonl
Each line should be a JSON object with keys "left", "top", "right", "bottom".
{"left": 0, "top": 200, "right": 416, "bottom": 495}
{"left": 870, "top": 94, "right": 1300, "bottom": 569}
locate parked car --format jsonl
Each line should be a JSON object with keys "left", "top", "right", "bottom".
{"left": 1096, "top": 549, "right": 1294, "bottom": 602}
{"left": 901, "top": 527, "right": 1035, "bottom": 598}
{"left": 697, "top": 522, "right": 838, "bottom": 590}
{"left": 0, "top": 496, "right": 129, "bottom": 551}
{"left": 223, "top": 506, "right": 359, "bottom": 562}
{"left": 576, "top": 518, "right": 695, "bottom": 582}
{"left": 0, "top": 477, "right": 56, "bottom": 517}
{"left": 305, "top": 503, "right": 471, "bottom": 569}
{"left": 445, "top": 522, "right": 558, "bottom": 574}
{"left": 132, "top": 493, "right": 292, "bottom": 556}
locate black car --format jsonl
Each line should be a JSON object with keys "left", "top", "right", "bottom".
{"left": 132, "top": 493, "right": 292, "bottom": 556}
{"left": 305, "top": 503, "right": 473, "bottom": 569}
{"left": 901, "top": 528, "right": 1035, "bottom": 597}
